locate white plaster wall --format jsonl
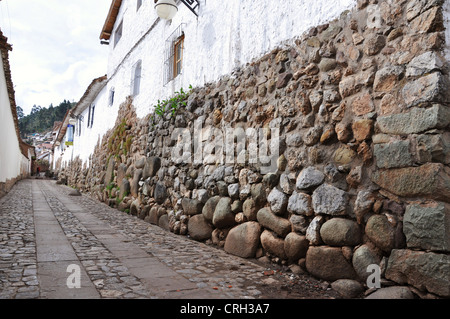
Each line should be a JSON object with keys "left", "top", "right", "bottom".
{"left": 107, "top": 0, "right": 357, "bottom": 118}
{"left": 0, "top": 54, "right": 23, "bottom": 182}
{"left": 71, "top": 87, "right": 113, "bottom": 167}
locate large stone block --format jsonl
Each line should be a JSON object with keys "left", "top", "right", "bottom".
{"left": 404, "top": 202, "right": 450, "bottom": 252}
{"left": 306, "top": 246, "right": 357, "bottom": 281}
{"left": 312, "top": 184, "right": 348, "bottom": 216}
{"left": 256, "top": 207, "right": 291, "bottom": 238}
{"left": 374, "top": 140, "right": 414, "bottom": 169}
{"left": 365, "top": 214, "right": 396, "bottom": 253}
{"left": 371, "top": 163, "right": 450, "bottom": 201}
{"left": 224, "top": 222, "right": 261, "bottom": 258}
{"left": 104, "top": 157, "right": 115, "bottom": 185}
{"left": 402, "top": 73, "right": 448, "bottom": 107}
{"left": 260, "top": 229, "right": 287, "bottom": 260}
{"left": 320, "top": 218, "right": 361, "bottom": 247}
{"left": 386, "top": 249, "right": 450, "bottom": 297}
{"left": 377, "top": 104, "right": 450, "bottom": 135}
{"left": 142, "top": 157, "right": 161, "bottom": 179}
{"left": 212, "top": 197, "right": 236, "bottom": 229}
{"left": 188, "top": 214, "right": 213, "bottom": 241}
{"left": 284, "top": 232, "right": 309, "bottom": 262}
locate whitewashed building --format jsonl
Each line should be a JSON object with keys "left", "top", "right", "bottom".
{"left": 54, "top": 0, "right": 357, "bottom": 169}
{"left": 53, "top": 76, "right": 108, "bottom": 170}
{"left": 0, "top": 29, "right": 34, "bottom": 196}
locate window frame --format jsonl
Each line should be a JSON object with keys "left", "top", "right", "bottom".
{"left": 114, "top": 19, "right": 123, "bottom": 48}
{"left": 131, "top": 60, "right": 142, "bottom": 97}
{"left": 173, "top": 34, "right": 184, "bottom": 79}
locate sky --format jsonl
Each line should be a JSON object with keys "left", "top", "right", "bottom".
{"left": 0, "top": 0, "right": 111, "bottom": 116}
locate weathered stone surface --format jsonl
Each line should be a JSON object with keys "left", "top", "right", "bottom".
{"left": 224, "top": 222, "right": 261, "bottom": 258}
{"left": 402, "top": 73, "right": 447, "bottom": 108}
{"left": 410, "top": 6, "right": 444, "bottom": 33}
{"left": 261, "top": 230, "right": 287, "bottom": 260}
{"left": 363, "top": 34, "right": 385, "bottom": 56}
{"left": 267, "top": 188, "right": 288, "bottom": 215}
{"left": 251, "top": 183, "right": 266, "bottom": 206}
{"left": 276, "top": 72, "right": 293, "bottom": 89}
{"left": 312, "top": 184, "right": 348, "bottom": 216}
{"left": 373, "top": 65, "right": 404, "bottom": 92}
{"left": 154, "top": 182, "right": 167, "bottom": 204}
{"left": 212, "top": 197, "right": 236, "bottom": 229}
{"left": 290, "top": 214, "right": 308, "bottom": 234}
{"left": 404, "top": 202, "right": 450, "bottom": 252}
{"left": 319, "top": 58, "right": 337, "bottom": 72}
{"left": 339, "top": 75, "right": 363, "bottom": 98}
{"left": 415, "top": 133, "right": 450, "bottom": 165}
{"left": 256, "top": 207, "right": 291, "bottom": 238}
{"left": 365, "top": 286, "right": 415, "bottom": 299}
{"left": 287, "top": 191, "right": 313, "bottom": 216}
{"left": 352, "top": 119, "right": 373, "bottom": 142}
{"left": 296, "top": 167, "right": 324, "bottom": 190}
{"left": 202, "top": 196, "right": 220, "bottom": 222}
{"left": 305, "top": 215, "right": 324, "bottom": 245}
{"left": 143, "top": 157, "right": 161, "bottom": 179}
{"left": 331, "top": 279, "right": 364, "bottom": 299}
{"left": 104, "top": 157, "right": 115, "bottom": 185}
{"left": 334, "top": 145, "right": 356, "bottom": 164}
{"left": 352, "top": 92, "right": 374, "bottom": 116}
{"left": 374, "top": 141, "right": 413, "bottom": 169}
{"left": 335, "top": 123, "right": 352, "bottom": 142}
{"left": 365, "top": 214, "right": 396, "bottom": 252}
{"left": 386, "top": 249, "right": 450, "bottom": 297}
{"left": 117, "top": 163, "right": 127, "bottom": 188}
{"left": 181, "top": 198, "right": 203, "bottom": 216}
{"left": 130, "top": 169, "right": 142, "bottom": 197}
{"left": 354, "top": 190, "right": 375, "bottom": 224}
{"left": 306, "top": 246, "right": 357, "bottom": 281}
{"left": 119, "top": 179, "right": 130, "bottom": 200}
{"left": 371, "top": 163, "right": 450, "bottom": 201}
{"left": 188, "top": 214, "right": 213, "bottom": 241}
{"left": 242, "top": 198, "right": 258, "bottom": 221}
{"left": 320, "top": 218, "right": 361, "bottom": 247}
{"left": 377, "top": 105, "right": 450, "bottom": 135}
{"left": 227, "top": 183, "right": 240, "bottom": 199}
{"left": 284, "top": 232, "right": 308, "bottom": 262}
{"left": 406, "top": 51, "right": 444, "bottom": 77}
{"left": 352, "top": 244, "right": 381, "bottom": 281}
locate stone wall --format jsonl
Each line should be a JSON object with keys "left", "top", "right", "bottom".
{"left": 59, "top": 0, "right": 450, "bottom": 298}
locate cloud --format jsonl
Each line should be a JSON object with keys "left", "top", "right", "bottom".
{"left": 1, "top": 0, "right": 111, "bottom": 115}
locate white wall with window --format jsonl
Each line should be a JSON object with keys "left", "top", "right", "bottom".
{"left": 103, "top": 0, "right": 356, "bottom": 119}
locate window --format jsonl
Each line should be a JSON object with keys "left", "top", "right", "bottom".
{"left": 90, "top": 105, "right": 95, "bottom": 127}
{"left": 114, "top": 20, "right": 123, "bottom": 48}
{"left": 87, "top": 105, "right": 91, "bottom": 128}
{"left": 137, "top": 0, "right": 142, "bottom": 11}
{"left": 86, "top": 104, "right": 95, "bottom": 128}
{"left": 131, "top": 60, "right": 142, "bottom": 97}
{"left": 164, "top": 24, "right": 185, "bottom": 85}
{"left": 109, "top": 87, "right": 115, "bottom": 106}
{"left": 173, "top": 34, "right": 184, "bottom": 79}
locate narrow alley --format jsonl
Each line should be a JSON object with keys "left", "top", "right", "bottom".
{"left": 0, "top": 179, "right": 339, "bottom": 300}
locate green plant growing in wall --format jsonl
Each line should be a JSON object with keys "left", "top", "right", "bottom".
{"left": 151, "top": 85, "right": 193, "bottom": 123}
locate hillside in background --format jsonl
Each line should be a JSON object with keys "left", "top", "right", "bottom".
{"left": 18, "top": 100, "right": 75, "bottom": 138}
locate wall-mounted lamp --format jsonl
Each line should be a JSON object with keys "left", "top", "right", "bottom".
{"left": 154, "top": 0, "right": 199, "bottom": 20}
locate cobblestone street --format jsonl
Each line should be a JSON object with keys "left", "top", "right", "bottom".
{"left": 0, "top": 179, "right": 339, "bottom": 299}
